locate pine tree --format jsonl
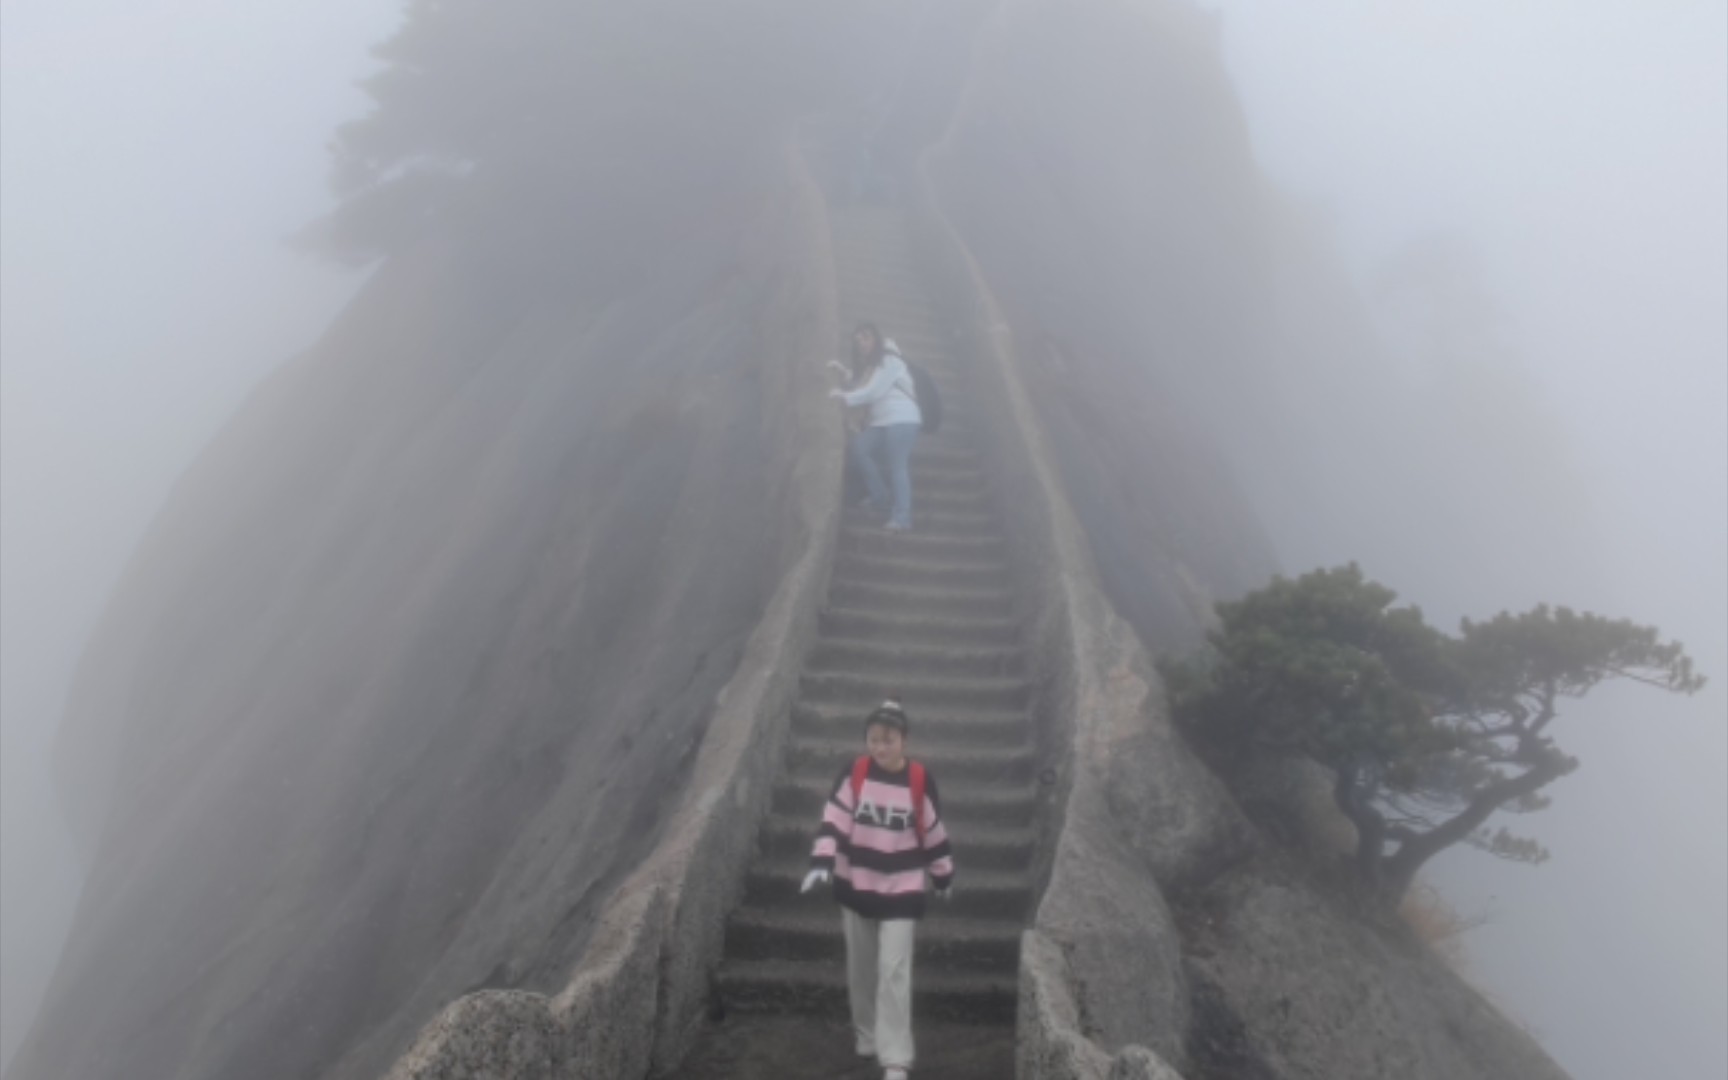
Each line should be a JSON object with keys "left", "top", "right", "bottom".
{"left": 1166, "top": 565, "right": 1704, "bottom": 902}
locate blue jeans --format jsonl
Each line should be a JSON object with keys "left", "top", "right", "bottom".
{"left": 850, "top": 423, "right": 920, "bottom": 527}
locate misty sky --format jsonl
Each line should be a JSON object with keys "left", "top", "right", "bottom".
{"left": 1213, "top": 3, "right": 1727, "bottom": 1077}
{"left": 0, "top": 0, "right": 396, "bottom": 1063}
{"left": 2, "top": 1, "right": 1723, "bottom": 1076}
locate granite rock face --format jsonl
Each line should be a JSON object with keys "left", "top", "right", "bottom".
{"left": 387, "top": 993, "right": 558, "bottom": 1080}
{"left": 1181, "top": 864, "right": 1568, "bottom": 1080}
{"left": 16, "top": 134, "right": 834, "bottom": 1080}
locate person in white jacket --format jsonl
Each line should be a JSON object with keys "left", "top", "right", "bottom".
{"left": 830, "top": 322, "right": 922, "bottom": 530}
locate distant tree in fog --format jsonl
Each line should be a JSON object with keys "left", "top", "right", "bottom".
{"left": 1165, "top": 564, "right": 1705, "bottom": 903}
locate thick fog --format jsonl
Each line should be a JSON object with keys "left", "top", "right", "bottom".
{"left": 0, "top": 1, "right": 397, "bottom": 1064}
{"left": 1, "top": 2, "right": 1722, "bottom": 1078}
{"left": 1211, "top": 3, "right": 1727, "bottom": 1078}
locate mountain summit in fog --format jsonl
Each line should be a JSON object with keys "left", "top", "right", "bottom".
{"left": 8, "top": 3, "right": 1720, "bottom": 1079}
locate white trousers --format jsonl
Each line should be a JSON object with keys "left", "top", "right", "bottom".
{"left": 842, "top": 908, "right": 916, "bottom": 1069}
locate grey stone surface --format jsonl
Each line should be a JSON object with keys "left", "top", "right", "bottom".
{"left": 674, "top": 1016, "right": 1015, "bottom": 1080}
{"left": 1109, "top": 1046, "right": 1187, "bottom": 1080}
{"left": 1017, "top": 932, "right": 1115, "bottom": 1080}
{"left": 1183, "top": 863, "right": 1570, "bottom": 1080}
{"left": 1032, "top": 827, "right": 1190, "bottom": 1062}
{"left": 377, "top": 156, "right": 841, "bottom": 1080}
{"left": 549, "top": 885, "right": 668, "bottom": 1080}
{"left": 387, "top": 993, "right": 557, "bottom": 1080}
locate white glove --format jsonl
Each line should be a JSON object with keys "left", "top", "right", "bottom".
{"left": 801, "top": 868, "right": 832, "bottom": 894}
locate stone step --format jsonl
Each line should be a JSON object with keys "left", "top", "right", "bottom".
{"left": 819, "top": 606, "right": 1021, "bottom": 647}
{"left": 912, "top": 445, "right": 981, "bottom": 466}
{"left": 798, "top": 671, "right": 1031, "bottom": 711}
{"left": 838, "top": 298, "right": 941, "bottom": 326}
{"left": 910, "top": 444, "right": 980, "bottom": 469}
{"left": 756, "top": 814, "right": 1036, "bottom": 871}
{"left": 852, "top": 507, "right": 998, "bottom": 539}
{"left": 808, "top": 638, "right": 1025, "bottom": 680}
{"left": 905, "top": 431, "right": 983, "bottom": 458}
{"left": 837, "top": 526, "right": 1004, "bottom": 561}
{"left": 785, "top": 738, "right": 1037, "bottom": 787}
{"left": 841, "top": 322, "right": 951, "bottom": 349}
{"left": 886, "top": 331, "right": 969, "bottom": 354}
{"left": 716, "top": 958, "right": 1017, "bottom": 1025}
{"left": 891, "top": 508, "right": 1002, "bottom": 535}
{"left": 824, "top": 579, "right": 1014, "bottom": 619}
{"left": 706, "top": 207, "right": 1043, "bottom": 1044}
{"left": 725, "top": 907, "right": 1023, "bottom": 971}
{"left": 828, "top": 568, "right": 1013, "bottom": 606}
{"left": 832, "top": 552, "right": 1011, "bottom": 590}
{"left": 745, "top": 859, "right": 1034, "bottom": 920}
{"left": 772, "top": 773, "right": 1039, "bottom": 827}
{"left": 789, "top": 701, "right": 1032, "bottom": 744}
{"left": 848, "top": 466, "right": 980, "bottom": 497}
{"left": 836, "top": 505, "right": 994, "bottom": 541}
{"left": 907, "top": 464, "right": 988, "bottom": 494}
{"left": 835, "top": 309, "right": 956, "bottom": 343}
{"left": 915, "top": 486, "right": 993, "bottom": 514}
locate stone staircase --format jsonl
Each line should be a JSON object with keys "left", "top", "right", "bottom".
{"left": 710, "top": 207, "right": 1040, "bottom": 1038}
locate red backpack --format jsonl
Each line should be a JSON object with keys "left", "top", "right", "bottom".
{"left": 850, "top": 755, "right": 927, "bottom": 846}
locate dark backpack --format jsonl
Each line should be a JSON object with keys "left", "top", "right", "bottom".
{"left": 905, "top": 362, "right": 943, "bottom": 434}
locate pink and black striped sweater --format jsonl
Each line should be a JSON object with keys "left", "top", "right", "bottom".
{"left": 809, "top": 759, "right": 956, "bottom": 921}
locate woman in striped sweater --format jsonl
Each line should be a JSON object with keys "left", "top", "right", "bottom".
{"left": 800, "top": 699, "right": 954, "bottom": 1080}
